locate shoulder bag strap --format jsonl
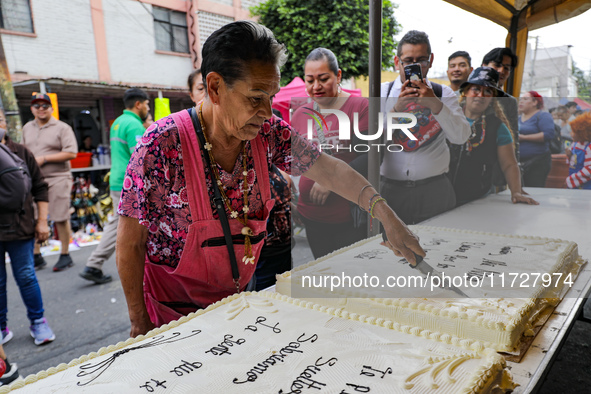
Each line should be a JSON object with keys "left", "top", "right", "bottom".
{"left": 431, "top": 82, "right": 443, "bottom": 98}
{"left": 188, "top": 107, "right": 241, "bottom": 291}
{"left": 386, "top": 81, "right": 395, "bottom": 97}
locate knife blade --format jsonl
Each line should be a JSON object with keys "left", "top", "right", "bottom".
{"left": 381, "top": 232, "right": 469, "bottom": 298}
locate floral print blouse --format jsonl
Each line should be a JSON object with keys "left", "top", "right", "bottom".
{"left": 119, "top": 112, "right": 319, "bottom": 268}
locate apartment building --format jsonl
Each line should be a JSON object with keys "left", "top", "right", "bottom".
{"left": 0, "top": 0, "right": 262, "bottom": 143}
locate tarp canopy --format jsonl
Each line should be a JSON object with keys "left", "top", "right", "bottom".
{"left": 272, "top": 77, "right": 362, "bottom": 123}
{"left": 442, "top": 0, "right": 591, "bottom": 98}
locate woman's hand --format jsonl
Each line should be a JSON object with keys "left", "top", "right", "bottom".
{"left": 381, "top": 222, "right": 425, "bottom": 266}
{"left": 130, "top": 314, "right": 156, "bottom": 338}
{"left": 309, "top": 182, "right": 331, "bottom": 205}
{"left": 511, "top": 192, "right": 539, "bottom": 205}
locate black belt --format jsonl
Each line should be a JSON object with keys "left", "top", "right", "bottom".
{"left": 384, "top": 173, "right": 447, "bottom": 188}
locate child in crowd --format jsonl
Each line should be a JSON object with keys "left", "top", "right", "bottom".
{"left": 565, "top": 112, "right": 591, "bottom": 189}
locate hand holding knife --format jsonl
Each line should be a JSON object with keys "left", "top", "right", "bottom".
{"left": 381, "top": 232, "right": 469, "bottom": 297}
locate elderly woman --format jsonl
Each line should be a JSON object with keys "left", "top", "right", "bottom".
{"left": 116, "top": 21, "right": 423, "bottom": 337}
{"left": 518, "top": 91, "right": 555, "bottom": 187}
{"left": 450, "top": 67, "right": 538, "bottom": 206}
{"left": 291, "top": 48, "right": 369, "bottom": 258}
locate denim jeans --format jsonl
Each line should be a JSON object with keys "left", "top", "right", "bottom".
{"left": 0, "top": 238, "right": 45, "bottom": 328}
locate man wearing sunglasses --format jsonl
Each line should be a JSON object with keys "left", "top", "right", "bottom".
{"left": 22, "top": 93, "right": 78, "bottom": 272}
{"left": 380, "top": 30, "right": 471, "bottom": 225}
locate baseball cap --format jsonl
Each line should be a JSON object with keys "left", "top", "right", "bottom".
{"left": 31, "top": 93, "right": 52, "bottom": 105}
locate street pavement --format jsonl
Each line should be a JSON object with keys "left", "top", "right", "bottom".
{"left": 3, "top": 233, "right": 590, "bottom": 392}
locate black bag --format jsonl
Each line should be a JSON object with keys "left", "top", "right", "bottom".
{"left": 0, "top": 143, "right": 31, "bottom": 215}
{"left": 549, "top": 123, "right": 563, "bottom": 154}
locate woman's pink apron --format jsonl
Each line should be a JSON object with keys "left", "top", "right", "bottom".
{"left": 143, "top": 110, "right": 274, "bottom": 326}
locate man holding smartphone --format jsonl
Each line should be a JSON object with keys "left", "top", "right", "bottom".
{"left": 380, "top": 30, "right": 470, "bottom": 224}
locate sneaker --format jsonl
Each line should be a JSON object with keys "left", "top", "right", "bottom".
{"left": 29, "top": 318, "right": 55, "bottom": 346}
{"left": 0, "top": 362, "right": 19, "bottom": 386}
{"left": 34, "top": 254, "right": 47, "bottom": 270}
{"left": 79, "top": 267, "right": 112, "bottom": 284}
{"left": 0, "top": 328, "right": 12, "bottom": 345}
{"left": 53, "top": 254, "right": 74, "bottom": 272}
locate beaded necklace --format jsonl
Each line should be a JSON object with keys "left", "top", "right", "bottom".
{"left": 466, "top": 115, "right": 486, "bottom": 152}
{"left": 198, "top": 103, "right": 255, "bottom": 265}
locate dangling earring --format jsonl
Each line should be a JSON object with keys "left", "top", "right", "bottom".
{"left": 337, "top": 83, "right": 342, "bottom": 95}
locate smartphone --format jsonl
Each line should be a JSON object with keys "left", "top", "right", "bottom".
{"left": 404, "top": 63, "right": 423, "bottom": 88}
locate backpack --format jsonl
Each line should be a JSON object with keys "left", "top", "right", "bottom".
{"left": 0, "top": 143, "right": 32, "bottom": 216}
{"left": 549, "top": 123, "right": 563, "bottom": 154}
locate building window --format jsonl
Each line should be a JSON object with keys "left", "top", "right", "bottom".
{"left": 0, "top": 0, "right": 34, "bottom": 33}
{"left": 153, "top": 6, "right": 189, "bottom": 53}
{"left": 197, "top": 12, "right": 233, "bottom": 49}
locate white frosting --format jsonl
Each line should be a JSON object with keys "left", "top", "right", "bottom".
{"left": 276, "top": 226, "right": 585, "bottom": 352}
{"left": 4, "top": 292, "right": 515, "bottom": 393}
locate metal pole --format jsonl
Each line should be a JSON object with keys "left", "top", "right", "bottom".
{"left": 0, "top": 33, "right": 23, "bottom": 142}
{"left": 529, "top": 36, "right": 538, "bottom": 90}
{"left": 368, "top": 0, "right": 382, "bottom": 236}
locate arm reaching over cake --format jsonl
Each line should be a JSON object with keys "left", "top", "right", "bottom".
{"left": 116, "top": 216, "right": 155, "bottom": 337}
{"left": 303, "top": 153, "right": 425, "bottom": 265}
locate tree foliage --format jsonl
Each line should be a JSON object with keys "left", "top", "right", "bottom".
{"left": 251, "top": 0, "right": 401, "bottom": 85}
{"left": 572, "top": 61, "right": 590, "bottom": 101}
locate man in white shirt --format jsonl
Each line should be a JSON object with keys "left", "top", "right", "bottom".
{"left": 380, "top": 30, "right": 470, "bottom": 224}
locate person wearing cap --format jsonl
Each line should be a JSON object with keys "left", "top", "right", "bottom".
{"left": 518, "top": 91, "right": 556, "bottom": 187}
{"left": 79, "top": 88, "right": 150, "bottom": 284}
{"left": 446, "top": 51, "right": 473, "bottom": 96}
{"left": 449, "top": 67, "right": 538, "bottom": 206}
{"left": 22, "top": 93, "right": 78, "bottom": 272}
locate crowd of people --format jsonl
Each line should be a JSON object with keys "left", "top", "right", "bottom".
{"left": 0, "top": 21, "right": 589, "bottom": 385}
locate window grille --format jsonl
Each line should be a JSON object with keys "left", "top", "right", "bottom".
{"left": 0, "top": 0, "right": 33, "bottom": 33}
{"left": 197, "top": 12, "right": 233, "bottom": 48}
{"left": 153, "top": 5, "right": 189, "bottom": 53}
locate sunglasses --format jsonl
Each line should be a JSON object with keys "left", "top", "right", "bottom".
{"left": 32, "top": 103, "right": 51, "bottom": 109}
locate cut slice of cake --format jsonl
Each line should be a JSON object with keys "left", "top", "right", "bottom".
{"left": 4, "top": 292, "right": 515, "bottom": 393}
{"left": 276, "top": 226, "right": 586, "bottom": 353}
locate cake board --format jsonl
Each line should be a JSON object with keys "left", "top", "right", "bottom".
{"left": 421, "top": 188, "right": 591, "bottom": 392}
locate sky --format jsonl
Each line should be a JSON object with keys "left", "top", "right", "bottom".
{"left": 392, "top": 0, "right": 591, "bottom": 78}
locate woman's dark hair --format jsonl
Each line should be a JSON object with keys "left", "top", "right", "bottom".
{"left": 200, "top": 21, "right": 287, "bottom": 88}
{"left": 305, "top": 48, "right": 339, "bottom": 75}
{"left": 187, "top": 69, "right": 201, "bottom": 91}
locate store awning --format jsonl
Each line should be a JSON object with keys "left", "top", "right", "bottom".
{"left": 12, "top": 76, "right": 191, "bottom": 108}
{"left": 442, "top": 0, "right": 591, "bottom": 98}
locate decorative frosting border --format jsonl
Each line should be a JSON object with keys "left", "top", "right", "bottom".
{"left": 1, "top": 290, "right": 513, "bottom": 393}
{"left": 276, "top": 225, "right": 585, "bottom": 347}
